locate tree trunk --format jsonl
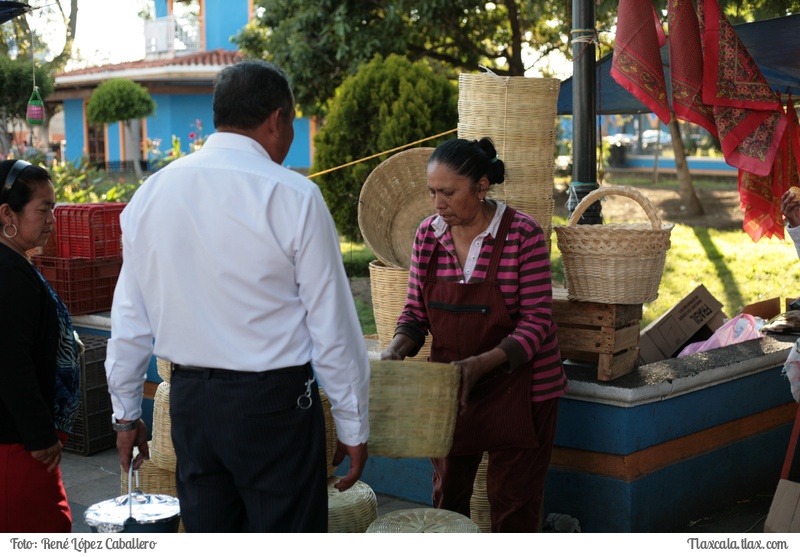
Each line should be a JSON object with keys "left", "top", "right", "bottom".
{"left": 668, "top": 117, "right": 704, "bottom": 216}
{"left": 124, "top": 121, "right": 143, "bottom": 179}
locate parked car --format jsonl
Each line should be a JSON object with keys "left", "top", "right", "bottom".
{"left": 642, "top": 129, "right": 672, "bottom": 149}
{"left": 606, "top": 133, "right": 635, "bottom": 146}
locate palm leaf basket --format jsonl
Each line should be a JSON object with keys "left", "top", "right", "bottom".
{"left": 554, "top": 185, "right": 673, "bottom": 304}
{"left": 368, "top": 360, "right": 460, "bottom": 458}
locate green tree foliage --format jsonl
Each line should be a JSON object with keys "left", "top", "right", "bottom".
{"left": 85, "top": 78, "right": 155, "bottom": 125}
{"left": 311, "top": 54, "right": 458, "bottom": 240}
{"left": 238, "top": 1, "right": 619, "bottom": 116}
{"left": 0, "top": 57, "right": 53, "bottom": 121}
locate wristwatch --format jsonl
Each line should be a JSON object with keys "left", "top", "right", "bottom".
{"left": 111, "top": 417, "right": 140, "bottom": 432}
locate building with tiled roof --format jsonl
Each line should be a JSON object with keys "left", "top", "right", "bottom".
{"left": 49, "top": 0, "right": 312, "bottom": 173}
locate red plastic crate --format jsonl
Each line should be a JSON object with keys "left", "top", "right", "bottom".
{"left": 55, "top": 203, "right": 126, "bottom": 259}
{"left": 32, "top": 255, "right": 122, "bottom": 315}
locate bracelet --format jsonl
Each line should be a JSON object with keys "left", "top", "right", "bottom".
{"left": 111, "top": 417, "right": 140, "bottom": 432}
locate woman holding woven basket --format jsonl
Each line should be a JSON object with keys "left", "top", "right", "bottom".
{"left": 0, "top": 160, "right": 82, "bottom": 532}
{"left": 381, "top": 137, "right": 568, "bottom": 532}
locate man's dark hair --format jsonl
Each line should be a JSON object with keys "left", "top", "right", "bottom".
{"left": 213, "top": 60, "right": 294, "bottom": 130}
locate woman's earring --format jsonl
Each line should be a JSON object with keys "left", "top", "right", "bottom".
{"left": 3, "top": 223, "right": 18, "bottom": 238}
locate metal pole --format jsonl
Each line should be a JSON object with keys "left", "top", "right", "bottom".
{"left": 567, "top": 0, "right": 602, "bottom": 224}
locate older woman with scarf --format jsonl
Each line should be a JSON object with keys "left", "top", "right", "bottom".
{"left": 0, "top": 160, "right": 82, "bottom": 532}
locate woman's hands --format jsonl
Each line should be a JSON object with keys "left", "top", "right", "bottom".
{"left": 452, "top": 348, "right": 509, "bottom": 415}
{"left": 31, "top": 440, "right": 62, "bottom": 473}
{"left": 380, "top": 333, "right": 416, "bottom": 361}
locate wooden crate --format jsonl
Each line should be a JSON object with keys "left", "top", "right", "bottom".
{"left": 552, "top": 288, "right": 642, "bottom": 381}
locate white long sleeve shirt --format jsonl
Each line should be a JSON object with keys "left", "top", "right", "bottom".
{"left": 789, "top": 224, "right": 800, "bottom": 260}
{"left": 105, "top": 132, "right": 370, "bottom": 444}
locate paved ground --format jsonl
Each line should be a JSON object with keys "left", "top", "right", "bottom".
{"left": 61, "top": 447, "right": 773, "bottom": 534}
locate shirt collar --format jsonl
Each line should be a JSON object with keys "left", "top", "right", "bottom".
{"left": 203, "top": 132, "right": 272, "bottom": 161}
{"left": 432, "top": 200, "right": 507, "bottom": 239}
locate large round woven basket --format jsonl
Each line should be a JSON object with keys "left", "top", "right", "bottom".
{"left": 368, "top": 360, "right": 459, "bottom": 458}
{"left": 366, "top": 508, "right": 481, "bottom": 533}
{"left": 327, "top": 477, "right": 378, "bottom": 533}
{"left": 554, "top": 185, "right": 673, "bottom": 304}
{"left": 368, "top": 260, "right": 432, "bottom": 361}
{"left": 458, "top": 72, "right": 560, "bottom": 251}
{"left": 319, "top": 388, "right": 338, "bottom": 477}
{"left": 149, "top": 381, "right": 176, "bottom": 472}
{"left": 358, "top": 148, "right": 434, "bottom": 269}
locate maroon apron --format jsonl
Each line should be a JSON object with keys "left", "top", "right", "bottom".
{"left": 424, "top": 208, "right": 537, "bottom": 456}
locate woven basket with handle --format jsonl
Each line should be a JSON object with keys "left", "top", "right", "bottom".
{"left": 554, "top": 185, "right": 673, "bottom": 304}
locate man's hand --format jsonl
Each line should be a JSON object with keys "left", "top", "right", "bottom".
{"left": 782, "top": 190, "right": 800, "bottom": 228}
{"left": 116, "top": 419, "right": 150, "bottom": 472}
{"left": 31, "top": 440, "right": 62, "bottom": 473}
{"left": 331, "top": 441, "right": 368, "bottom": 492}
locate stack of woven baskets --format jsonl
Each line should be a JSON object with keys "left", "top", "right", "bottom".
{"left": 457, "top": 70, "right": 561, "bottom": 251}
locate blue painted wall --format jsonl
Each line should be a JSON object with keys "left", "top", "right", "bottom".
{"left": 63, "top": 98, "right": 86, "bottom": 163}
{"left": 204, "top": 0, "right": 249, "bottom": 51}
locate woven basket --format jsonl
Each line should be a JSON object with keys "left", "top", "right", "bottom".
{"left": 327, "top": 477, "right": 378, "bottom": 533}
{"left": 156, "top": 357, "right": 174, "bottom": 383}
{"left": 469, "top": 453, "right": 491, "bottom": 533}
{"left": 149, "top": 382, "right": 176, "bottom": 472}
{"left": 358, "top": 148, "right": 434, "bottom": 269}
{"left": 319, "top": 388, "right": 338, "bottom": 477}
{"left": 458, "top": 72, "right": 560, "bottom": 251}
{"left": 368, "top": 360, "right": 459, "bottom": 458}
{"left": 553, "top": 185, "right": 673, "bottom": 304}
{"left": 366, "top": 508, "right": 481, "bottom": 533}
{"left": 368, "top": 260, "right": 432, "bottom": 361}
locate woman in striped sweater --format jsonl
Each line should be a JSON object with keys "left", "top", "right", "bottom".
{"left": 381, "top": 137, "right": 568, "bottom": 532}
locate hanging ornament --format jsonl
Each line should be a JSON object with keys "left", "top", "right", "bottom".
{"left": 26, "top": 86, "right": 44, "bottom": 125}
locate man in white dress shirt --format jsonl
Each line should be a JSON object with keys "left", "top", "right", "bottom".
{"left": 104, "top": 60, "right": 370, "bottom": 532}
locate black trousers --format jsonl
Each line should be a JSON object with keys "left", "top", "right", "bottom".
{"left": 170, "top": 364, "right": 327, "bottom": 532}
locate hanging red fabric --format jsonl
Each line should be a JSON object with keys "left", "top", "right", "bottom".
{"left": 610, "top": 0, "right": 671, "bottom": 125}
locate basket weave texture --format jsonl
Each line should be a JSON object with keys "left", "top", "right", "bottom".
{"left": 554, "top": 185, "right": 673, "bottom": 304}
{"left": 368, "top": 360, "right": 459, "bottom": 458}
{"left": 358, "top": 148, "right": 434, "bottom": 269}
{"left": 156, "top": 357, "right": 173, "bottom": 383}
{"left": 368, "top": 260, "right": 432, "bottom": 361}
{"left": 366, "top": 508, "right": 480, "bottom": 533}
{"left": 469, "top": 453, "right": 491, "bottom": 533}
{"left": 327, "top": 477, "right": 378, "bottom": 533}
{"left": 458, "top": 73, "right": 560, "bottom": 251}
{"left": 149, "top": 381, "right": 176, "bottom": 472}
{"left": 319, "top": 389, "right": 338, "bottom": 477}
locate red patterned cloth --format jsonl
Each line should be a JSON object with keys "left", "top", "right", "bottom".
{"left": 611, "top": 0, "right": 671, "bottom": 125}
{"left": 667, "top": 0, "right": 717, "bottom": 136}
{"left": 739, "top": 96, "right": 800, "bottom": 242}
{"left": 698, "top": 0, "right": 786, "bottom": 176}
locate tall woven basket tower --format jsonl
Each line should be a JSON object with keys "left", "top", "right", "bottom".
{"left": 457, "top": 72, "right": 561, "bottom": 251}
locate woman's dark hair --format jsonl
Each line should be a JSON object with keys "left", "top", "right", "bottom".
{"left": 213, "top": 60, "right": 294, "bottom": 130}
{"left": 428, "top": 137, "right": 505, "bottom": 191}
{"left": 0, "top": 160, "right": 52, "bottom": 212}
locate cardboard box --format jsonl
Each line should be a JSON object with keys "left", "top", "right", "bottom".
{"left": 639, "top": 285, "right": 726, "bottom": 365}
{"left": 741, "top": 297, "right": 781, "bottom": 320}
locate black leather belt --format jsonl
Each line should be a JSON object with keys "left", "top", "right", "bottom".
{"left": 173, "top": 363, "right": 310, "bottom": 377}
